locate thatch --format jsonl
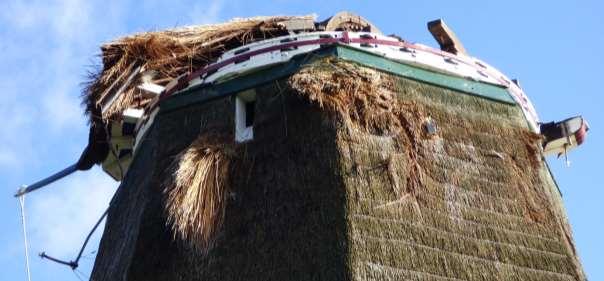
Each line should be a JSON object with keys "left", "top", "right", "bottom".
{"left": 83, "top": 15, "right": 315, "bottom": 123}
{"left": 90, "top": 55, "right": 585, "bottom": 280}
{"left": 290, "top": 59, "right": 428, "bottom": 199}
{"left": 290, "top": 59, "right": 584, "bottom": 281}
{"left": 163, "top": 134, "right": 237, "bottom": 251}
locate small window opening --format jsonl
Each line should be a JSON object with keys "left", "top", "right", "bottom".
{"left": 235, "top": 89, "right": 256, "bottom": 142}
{"left": 245, "top": 100, "right": 256, "bottom": 127}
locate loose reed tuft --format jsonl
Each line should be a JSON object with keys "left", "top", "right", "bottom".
{"left": 289, "top": 59, "right": 427, "bottom": 198}
{"left": 164, "top": 134, "right": 236, "bottom": 251}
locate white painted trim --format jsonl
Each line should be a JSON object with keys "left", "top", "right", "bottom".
{"left": 181, "top": 32, "right": 540, "bottom": 131}
{"left": 133, "top": 107, "right": 159, "bottom": 152}
{"left": 123, "top": 108, "right": 144, "bottom": 124}
{"left": 137, "top": 82, "right": 165, "bottom": 95}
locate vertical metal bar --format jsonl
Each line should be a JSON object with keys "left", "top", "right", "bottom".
{"left": 18, "top": 196, "right": 32, "bottom": 281}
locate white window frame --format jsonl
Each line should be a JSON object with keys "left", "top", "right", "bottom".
{"left": 235, "top": 89, "right": 256, "bottom": 142}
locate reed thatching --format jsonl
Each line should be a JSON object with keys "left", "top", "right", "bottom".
{"left": 163, "top": 134, "right": 236, "bottom": 251}
{"left": 90, "top": 50, "right": 585, "bottom": 280}
{"left": 84, "top": 15, "right": 315, "bottom": 123}
{"left": 290, "top": 58, "right": 427, "bottom": 199}
{"left": 290, "top": 59, "right": 584, "bottom": 281}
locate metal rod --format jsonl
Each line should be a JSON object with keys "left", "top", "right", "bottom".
{"left": 19, "top": 196, "right": 32, "bottom": 281}
{"left": 14, "top": 164, "right": 78, "bottom": 197}
{"left": 39, "top": 252, "right": 77, "bottom": 269}
{"left": 38, "top": 208, "right": 109, "bottom": 271}
{"left": 73, "top": 208, "right": 108, "bottom": 265}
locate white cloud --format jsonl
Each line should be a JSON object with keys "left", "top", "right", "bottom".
{"left": 49, "top": 0, "right": 92, "bottom": 39}
{"left": 0, "top": 89, "right": 39, "bottom": 169}
{"left": 0, "top": 0, "right": 48, "bottom": 29}
{"left": 0, "top": 0, "right": 121, "bottom": 168}
{"left": 0, "top": 149, "right": 20, "bottom": 168}
{"left": 2, "top": 0, "right": 93, "bottom": 36}
{"left": 42, "top": 85, "right": 87, "bottom": 133}
{"left": 0, "top": 1, "right": 121, "bottom": 271}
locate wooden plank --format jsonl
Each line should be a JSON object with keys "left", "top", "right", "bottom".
{"left": 428, "top": 19, "right": 467, "bottom": 55}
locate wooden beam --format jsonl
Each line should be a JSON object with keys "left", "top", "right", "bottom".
{"left": 320, "top": 11, "right": 382, "bottom": 34}
{"left": 427, "top": 19, "right": 467, "bottom": 55}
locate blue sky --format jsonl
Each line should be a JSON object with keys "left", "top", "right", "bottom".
{"left": 1, "top": 1, "right": 602, "bottom": 280}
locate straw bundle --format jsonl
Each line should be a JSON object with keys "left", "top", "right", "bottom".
{"left": 84, "top": 15, "right": 316, "bottom": 123}
{"left": 163, "top": 134, "right": 236, "bottom": 251}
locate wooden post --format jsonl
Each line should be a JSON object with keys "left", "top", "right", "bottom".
{"left": 427, "top": 19, "right": 467, "bottom": 55}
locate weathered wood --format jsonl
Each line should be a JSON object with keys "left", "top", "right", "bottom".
{"left": 320, "top": 11, "right": 381, "bottom": 33}
{"left": 278, "top": 18, "right": 316, "bottom": 32}
{"left": 428, "top": 19, "right": 467, "bottom": 55}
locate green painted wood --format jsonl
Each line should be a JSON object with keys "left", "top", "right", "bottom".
{"left": 160, "top": 45, "right": 516, "bottom": 114}
{"left": 334, "top": 46, "right": 516, "bottom": 104}
{"left": 160, "top": 47, "right": 337, "bottom": 114}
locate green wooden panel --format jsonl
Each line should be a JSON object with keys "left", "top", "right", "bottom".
{"left": 335, "top": 46, "right": 516, "bottom": 104}
{"left": 160, "top": 47, "right": 337, "bottom": 114}
{"left": 160, "top": 45, "right": 516, "bottom": 114}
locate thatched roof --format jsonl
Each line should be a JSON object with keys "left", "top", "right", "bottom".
{"left": 84, "top": 15, "right": 315, "bottom": 123}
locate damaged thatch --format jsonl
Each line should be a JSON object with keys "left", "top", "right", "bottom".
{"left": 290, "top": 59, "right": 428, "bottom": 200}
{"left": 289, "top": 59, "right": 585, "bottom": 280}
{"left": 163, "top": 134, "right": 237, "bottom": 251}
{"left": 84, "top": 15, "right": 315, "bottom": 123}
{"left": 91, "top": 55, "right": 586, "bottom": 280}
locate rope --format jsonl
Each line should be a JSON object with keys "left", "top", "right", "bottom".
{"left": 18, "top": 194, "right": 32, "bottom": 281}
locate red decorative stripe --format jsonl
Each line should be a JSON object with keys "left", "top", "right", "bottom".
{"left": 158, "top": 36, "right": 343, "bottom": 100}
{"left": 158, "top": 32, "right": 511, "bottom": 102}
{"left": 575, "top": 123, "right": 588, "bottom": 145}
